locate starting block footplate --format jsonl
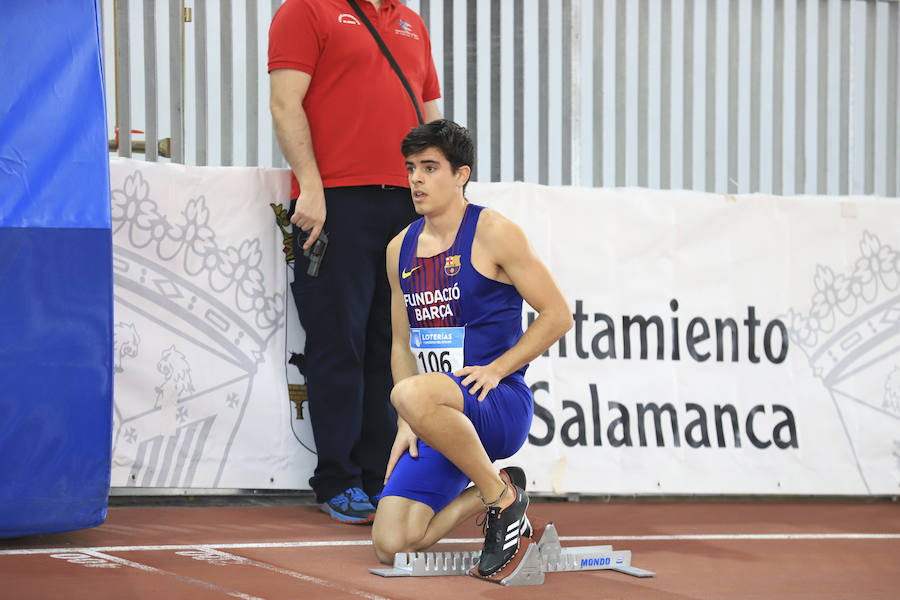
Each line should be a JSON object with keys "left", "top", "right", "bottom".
{"left": 369, "top": 522, "right": 655, "bottom": 585}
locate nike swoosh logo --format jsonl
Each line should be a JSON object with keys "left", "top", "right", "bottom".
{"left": 401, "top": 266, "right": 421, "bottom": 279}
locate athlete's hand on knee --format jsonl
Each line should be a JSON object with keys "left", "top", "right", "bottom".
{"left": 454, "top": 364, "right": 502, "bottom": 402}
{"left": 384, "top": 422, "right": 419, "bottom": 483}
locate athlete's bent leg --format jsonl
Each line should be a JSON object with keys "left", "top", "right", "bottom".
{"left": 410, "top": 486, "right": 483, "bottom": 549}
{"left": 371, "top": 496, "right": 434, "bottom": 564}
{"left": 372, "top": 487, "right": 486, "bottom": 564}
{"left": 414, "top": 468, "right": 532, "bottom": 549}
{"left": 389, "top": 373, "right": 506, "bottom": 505}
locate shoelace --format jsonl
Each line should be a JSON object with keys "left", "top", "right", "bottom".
{"left": 476, "top": 506, "right": 504, "bottom": 553}
{"left": 330, "top": 495, "right": 350, "bottom": 510}
{"left": 347, "top": 488, "right": 370, "bottom": 504}
{"left": 475, "top": 511, "right": 487, "bottom": 533}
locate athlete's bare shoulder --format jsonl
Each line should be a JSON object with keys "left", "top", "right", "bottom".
{"left": 474, "top": 207, "right": 528, "bottom": 254}
{"left": 469, "top": 207, "right": 531, "bottom": 284}
{"left": 388, "top": 224, "right": 412, "bottom": 252}
{"left": 386, "top": 224, "right": 412, "bottom": 278}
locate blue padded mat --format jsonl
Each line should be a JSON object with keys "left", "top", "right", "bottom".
{"left": 0, "top": 0, "right": 112, "bottom": 537}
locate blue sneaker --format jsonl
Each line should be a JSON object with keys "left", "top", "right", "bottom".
{"left": 319, "top": 487, "right": 376, "bottom": 524}
{"left": 369, "top": 492, "right": 383, "bottom": 507}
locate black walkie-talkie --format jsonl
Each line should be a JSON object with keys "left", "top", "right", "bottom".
{"left": 298, "top": 229, "right": 328, "bottom": 277}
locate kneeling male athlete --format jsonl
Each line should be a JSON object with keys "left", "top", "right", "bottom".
{"left": 371, "top": 120, "right": 573, "bottom": 577}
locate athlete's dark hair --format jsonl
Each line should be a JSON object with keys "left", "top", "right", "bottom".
{"left": 401, "top": 119, "right": 475, "bottom": 181}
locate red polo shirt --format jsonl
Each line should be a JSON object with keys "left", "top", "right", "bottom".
{"left": 268, "top": 0, "right": 441, "bottom": 196}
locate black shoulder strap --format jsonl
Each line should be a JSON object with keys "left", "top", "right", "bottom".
{"left": 345, "top": 0, "right": 425, "bottom": 125}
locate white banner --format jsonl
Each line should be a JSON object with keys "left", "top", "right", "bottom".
{"left": 469, "top": 182, "right": 900, "bottom": 496}
{"left": 109, "top": 159, "right": 316, "bottom": 489}
{"left": 109, "top": 161, "right": 900, "bottom": 496}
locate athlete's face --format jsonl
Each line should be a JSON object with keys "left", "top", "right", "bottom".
{"left": 405, "top": 147, "right": 470, "bottom": 215}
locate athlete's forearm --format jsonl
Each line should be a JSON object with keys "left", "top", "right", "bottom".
{"left": 489, "top": 305, "right": 573, "bottom": 378}
{"left": 390, "top": 345, "right": 418, "bottom": 431}
{"left": 390, "top": 344, "right": 419, "bottom": 385}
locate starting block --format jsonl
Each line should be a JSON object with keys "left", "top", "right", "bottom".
{"left": 369, "top": 522, "right": 654, "bottom": 586}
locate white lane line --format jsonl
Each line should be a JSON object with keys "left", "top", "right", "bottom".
{"left": 0, "top": 540, "right": 373, "bottom": 555}
{"left": 200, "top": 547, "right": 392, "bottom": 600}
{"left": 83, "top": 550, "right": 264, "bottom": 600}
{"left": 2, "top": 532, "right": 898, "bottom": 556}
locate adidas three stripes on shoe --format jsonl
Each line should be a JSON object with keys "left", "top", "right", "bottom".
{"left": 477, "top": 482, "right": 530, "bottom": 576}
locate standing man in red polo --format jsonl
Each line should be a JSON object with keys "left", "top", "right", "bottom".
{"left": 268, "top": 0, "right": 441, "bottom": 524}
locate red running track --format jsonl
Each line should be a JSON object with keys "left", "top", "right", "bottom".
{"left": 1, "top": 499, "right": 898, "bottom": 599}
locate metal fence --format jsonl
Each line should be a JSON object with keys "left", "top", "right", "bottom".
{"left": 103, "top": 0, "right": 900, "bottom": 196}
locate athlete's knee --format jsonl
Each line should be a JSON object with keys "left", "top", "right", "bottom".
{"left": 390, "top": 376, "right": 429, "bottom": 420}
{"left": 372, "top": 521, "right": 418, "bottom": 564}
{"left": 372, "top": 531, "right": 404, "bottom": 564}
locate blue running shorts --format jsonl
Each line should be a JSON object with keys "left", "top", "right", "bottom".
{"left": 380, "top": 373, "right": 533, "bottom": 514}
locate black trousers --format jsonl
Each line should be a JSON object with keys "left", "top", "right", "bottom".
{"left": 291, "top": 185, "right": 417, "bottom": 503}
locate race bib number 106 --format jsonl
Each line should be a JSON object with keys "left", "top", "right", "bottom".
{"left": 410, "top": 327, "right": 465, "bottom": 374}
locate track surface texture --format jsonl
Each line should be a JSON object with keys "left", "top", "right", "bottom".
{"left": 2, "top": 498, "right": 898, "bottom": 599}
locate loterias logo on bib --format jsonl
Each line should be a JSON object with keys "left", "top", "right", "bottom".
{"left": 421, "top": 331, "right": 453, "bottom": 342}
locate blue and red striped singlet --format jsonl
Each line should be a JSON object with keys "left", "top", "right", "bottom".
{"left": 398, "top": 203, "right": 528, "bottom": 380}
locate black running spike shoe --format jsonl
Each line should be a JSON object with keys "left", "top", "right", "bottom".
{"left": 499, "top": 467, "right": 532, "bottom": 538}
{"left": 477, "top": 483, "right": 530, "bottom": 576}
{"left": 499, "top": 466, "right": 526, "bottom": 490}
